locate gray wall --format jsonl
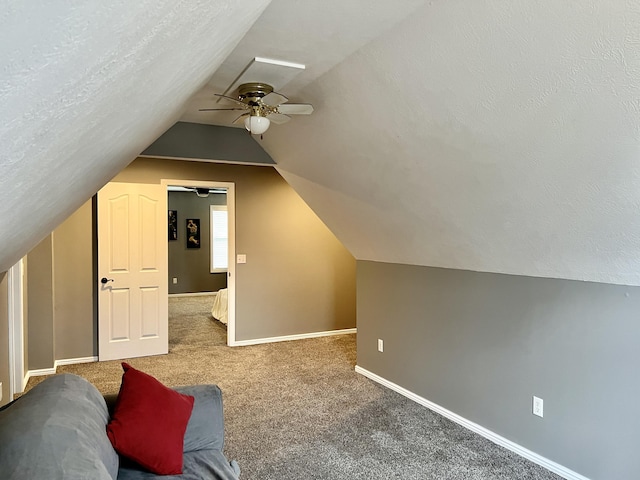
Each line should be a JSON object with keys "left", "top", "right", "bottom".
{"left": 114, "top": 158, "right": 356, "bottom": 340}
{"left": 26, "top": 236, "right": 54, "bottom": 370}
{"left": 15, "top": 200, "right": 97, "bottom": 373}
{"left": 168, "top": 191, "right": 227, "bottom": 294}
{"left": 356, "top": 260, "right": 640, "bottom": 480}
{"left": 142, "top": 122, "right": 276, "bottom": 165}
{"left": 13, "top": 156, "right": 355, "bottom": 373}
{"left": 52, "top": 200, "right": 96, "bottom": 360}
{"left": 0, "top": 272, "right": 9, "bottom": 406}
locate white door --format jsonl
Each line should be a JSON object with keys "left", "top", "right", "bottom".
{"left": 98, "top": 182, "right": 168, "bottom": 361}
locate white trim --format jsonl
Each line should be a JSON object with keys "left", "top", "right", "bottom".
{"left": 231, "top": 328, "right": 357, "bottom": 347}
{"left": 226, "top": 183, "right": 236, "bottom": 347}
{"left": 55, "top": 356, "right": 98, "bottom": 367}
{"left": 354, "top": 366, "right": 590, "bottom": 480}
{"left": 8, "top": 259, "right": 25, "bottom": 396}
{"left": 169, "top": 292, "right": 216, "bottom": 298}
{"left": 140, "top": 155, "right": 274, "bottom": 167}
{"left": 26, "top": 367, "right": 57, "bottom": 378}
{"left": 23, "top": 357, "right": 99, "bottom": 388}
{"left": 7, "top": 267, "right": 15, "bottom": 399}
{"left": 22, "top": 371, "right": 30, "bottom": 392}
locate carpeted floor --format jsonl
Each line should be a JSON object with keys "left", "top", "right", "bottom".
{"left": 25, "top": 296, "right": 561, "bottom": 479}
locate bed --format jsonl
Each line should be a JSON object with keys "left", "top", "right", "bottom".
{"left": 211, "top": 288, "right": 228, "bottom": 325}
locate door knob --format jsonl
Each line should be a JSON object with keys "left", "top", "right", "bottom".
{"left": 101, "top": 277, "right": 114, "bottom": 284}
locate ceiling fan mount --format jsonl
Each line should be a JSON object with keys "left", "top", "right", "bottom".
{"left": 198, "top": 82, "right": 314, "bottom": 135}
{"left": 237, "top": 82, "right": 274, "bottom": 104}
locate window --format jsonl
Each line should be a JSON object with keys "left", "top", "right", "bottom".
{"left": 210, "top": 205, "right": 228, "bottom": 272}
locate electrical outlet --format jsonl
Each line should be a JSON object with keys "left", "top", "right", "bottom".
{"left": 377, "top": 339, "right": 384, "bottom": 353}
{"left": 172, "top": 277, "right": 178, "bottom": 285}
{"left": 533, "top": 396, "right": 544, "bottom": 417}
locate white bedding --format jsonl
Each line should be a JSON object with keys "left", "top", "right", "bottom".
{"left": 211, "top": 288, "right": 228, "bottom": 324}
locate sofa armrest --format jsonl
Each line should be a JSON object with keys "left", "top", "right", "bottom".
{"left": 1, "top": 374, "right": 119, "bottom": 480}
{"left": 105, "top": 384, "right": 225, "bottom": 453}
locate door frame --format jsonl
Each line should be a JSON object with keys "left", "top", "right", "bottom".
{"left": 7, "top": 258, "right": 25, "bottom": 396}
{"left": 162, "top": 179, "right": 236, "bottom": 346}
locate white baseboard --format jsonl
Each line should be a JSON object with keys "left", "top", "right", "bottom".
{"left": 354, "top": 366, "right": 590, "bottom": 480}
{"left": 232, "top": 328, "right": 357, "bottom": 347}
{"left": 21, "top": 372, "right": 30, "bottom": 392}
{"left": 169, "top": 292, "right": 217, "bottom": 298}
{"left": 22, "top": 356, "right": 99, "bottom": 391}
{"left": 55, "top": 356, "right": 98, "bottom": 367}
{"left": 26, "top": 367, "right": 56, "bottom": 378}
{"left": 21, "top": 367, "right": 56, "bottom": 393}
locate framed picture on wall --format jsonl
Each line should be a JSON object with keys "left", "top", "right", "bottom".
{"left": 186, "top": 218, "right": 200, "bottom": 249}
{"left": 168, "top": 210, "right": 178, "bottom": 241}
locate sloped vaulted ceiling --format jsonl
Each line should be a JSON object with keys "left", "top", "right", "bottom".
{"left": 3, "top": 0, "right": 640, "bottom": 287}
{"left": 0, "top": 0, "right": 270, "bottom": 272}
{"left": 262, "top": 0, "right": 640, "bottom": 286}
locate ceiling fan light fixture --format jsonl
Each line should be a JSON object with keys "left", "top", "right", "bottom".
{"left": 244, "top": 115, "right": 270, "bottom": 135}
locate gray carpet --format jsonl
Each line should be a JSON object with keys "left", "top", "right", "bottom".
{"left": 26, "top": 296, "right": 561, "bottom": 480}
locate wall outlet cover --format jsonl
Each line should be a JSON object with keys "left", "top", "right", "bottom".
{"left": 533, "top": 396, "right": 543, "bottom": 417}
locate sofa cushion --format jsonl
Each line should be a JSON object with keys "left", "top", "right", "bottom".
{"left": 117, "top": 449, "right": 240, "bottom": 480}
{"left": 178, "top": 384, "right": 225, "bottom": 452}
{"left": 106, "top": 363, "right": 194, "bottom": 475}
{"left": 0, "top": 373, "right": 119, "bottom": 480}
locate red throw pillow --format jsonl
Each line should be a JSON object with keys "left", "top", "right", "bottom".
{"left": 106, "top": 362, "right": 195, "bottom": 475}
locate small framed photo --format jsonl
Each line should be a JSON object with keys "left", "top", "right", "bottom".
{"left": 186, "top": 218, "right": 200, "bottom": 249}
{"left": 168, "top": 210, "right": 178, "bottom": 241}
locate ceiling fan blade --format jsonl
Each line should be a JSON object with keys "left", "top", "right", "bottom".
{"left": 266, "top": 112, "right": 291, "bottom": 125}
{"left": 214, "top": 93, "right": 247, "bottom": 108}
{"left": 198, "top": 108, "right": 246, "bottom": 112}
{"left": 232, "top": 112, "right": 249, "bottom": 124}
{"left": 262, "top": 91, "right": 288, "bottom": 106}
{"left": 277, "top": 103, "right": 314, "bottom": 115}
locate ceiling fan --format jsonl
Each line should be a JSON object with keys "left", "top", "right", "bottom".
{"left": 199, "top": 82, "right": 314, "bottom": 136}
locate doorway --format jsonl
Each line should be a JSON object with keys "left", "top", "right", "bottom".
{"left": 163, "top": 180, "right": 236, "bottom": 346}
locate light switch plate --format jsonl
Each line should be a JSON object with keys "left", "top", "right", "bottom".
{"left": 237, "top": 254, "right": 247, "bottom": 264}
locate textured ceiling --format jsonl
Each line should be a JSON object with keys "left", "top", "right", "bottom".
{"left": 261, "top": 0, "right": 640, "bottom": 285}
{"left": 180, "top": 0, "right": 426, "bottom": 126}
{"left": 0, "top": 0, "right": 270, "bottom": 272}
{"left": 3, "top": 0, "right": 640, "bottom": 286}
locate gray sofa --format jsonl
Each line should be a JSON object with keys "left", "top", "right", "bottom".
{"left": 0, "top": 374, "right": 240, "bottom": 479}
